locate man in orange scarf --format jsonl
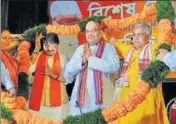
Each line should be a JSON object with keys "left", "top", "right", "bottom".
{"left": 29, "top": 33, "right": 69, "bottom": 120}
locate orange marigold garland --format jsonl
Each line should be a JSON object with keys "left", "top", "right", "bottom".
{"left": 46, "top": 24, "right": 80, "bottom": 35}
{"left": 101, "top": 3, "right": 156, "bottom": 31}
{"left": 1, "top": 92, "right": 27, "bottom": 110}
{"left": 17, "top": 41, "right": 31, "bottom": 74}
{"left": 12, "top": 109, "right": 63, "bottom": 124}
{"left": 158, "top": 19, "right": 174, "bottom": 45}
{"left": 102, "top": 80, "right": 150, "bottom": 122}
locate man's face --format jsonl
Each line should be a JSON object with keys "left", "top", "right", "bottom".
{"left": 132, "top": 28, "right": 149, "bottom": 49}
{"left": 85, "top": 22, "right": 101, "bottom": 45}
{"left": 43, "top": 42, "right": 58, "bottom": 56}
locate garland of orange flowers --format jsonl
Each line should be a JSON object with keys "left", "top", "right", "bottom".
{"left": 1, "top": 92, "right": 26, "bottom": 110}
{"left": 1, "top": 92, "right": 63, "bottom": 124}
{"left": 157, "top": 19, "right": 174, "bottom": 45}
{"left": 102, "top": 80, "right": 150, "bottom": 122}
{"left": 12, "top": 110, "right": 63, "bottom": 124}
{"left": 17, "top": 41, "right": 31, "bottom": 74}
{"left": 101, "top": 19, "right": 174, "bottom": 123}
{"left": 46, "top": 3, "right": 156, "bottom": 35}
{"left": 46, "top": 24, "right": 80, "bottom": 35}
{"left": 101, "top": 3, "right": 156, "bottom": 31}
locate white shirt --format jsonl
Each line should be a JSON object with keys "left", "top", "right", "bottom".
{"left": 1, "top": 60, "right": 14, "bottom": 90}
{"left": 163, "top": 50, "right": 176, "bottom": 71}
{"left": 64, "top": 43, "right": 120, "bottom": 116}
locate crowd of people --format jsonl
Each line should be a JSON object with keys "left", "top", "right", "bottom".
{"left": 1, "top": 21, "right": 176, "bottom": 123}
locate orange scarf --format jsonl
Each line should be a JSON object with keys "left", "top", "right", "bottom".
{"left": 1, "top": 51, "right": 19, "bottom": 89}
{"left": 29, "top": 52, "right": 61, "bottom": 111}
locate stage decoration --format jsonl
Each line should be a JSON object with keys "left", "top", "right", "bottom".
{"left": 101, "top": 3, "right": 156, "bottom": 31}
{"left": 46, "top": 23, "right": 80, "bottom": 35}
{"left": 0, "top": 92, "right": 63, "bottom": 124}
{"left": 18, "top": 41, "right": 31, "bottom": 74}
{"left": 158, "top": 19, "right": 174, "bottom": 45}
{"left": 1, "top": 103, "right": 14, "bottom": 124}
{"left": 23, "top": 24, "right": 47, "bottom": 43}
{"left": 22, "top": 3, "right": 157, "bottom": 38}
{"left": 21, "top": 1, "right": 175, "bottom": 38}
{"left": 46, "top": 15, "right": 106, "bottom": 34}
{"left": 1, "top": 92, "right": 26, "bottom": 110}
{"left": 13, "top": 110, "right": 63, "bottom": 124}
{"left": 5, "top": 1, "right": 174, "bottom": 124}
{"left": 157, "top": 1, "right": 175, "bottom": 23}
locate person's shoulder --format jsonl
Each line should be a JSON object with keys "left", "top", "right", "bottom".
{"left": 105, "top": 42, "right": 115, "bottom": 49}
{"left": 76, "top": 44, "right": 84, "bottom": 51}
{"left": 59, "top": 52, "right": 68, "bottom": 60}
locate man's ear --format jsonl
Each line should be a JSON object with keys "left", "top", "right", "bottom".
{"left": 146, "top": 35, "right": 151, "bottom": 41}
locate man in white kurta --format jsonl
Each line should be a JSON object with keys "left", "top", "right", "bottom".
{"left": 64, "top": 21, "right": 120, "bottom": 116}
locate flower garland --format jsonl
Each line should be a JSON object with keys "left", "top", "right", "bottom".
{"left": 158, "top": 19, "right": 174, "bottom": 45}
{"left": 101, "top": 3, "right": 156, "bottom": 31}
{"left": 13, "top": 110, "right": 62, "bottom": 124}
{"left": 17, "top": 41, "right": 31, "bottom": 74}
{"left": 46, "top": 15, "right": 106, "bottom": 35}
{"left": 0, "top": 92, "right": 63, "bottom": 124}
{"left": 46, "top": 24, "right": 80, "bottom": 35}
{"left": 23, "top": 3, "right": 157, "bottom": 39}
{"left": 46, "top": 3, "right": 156, "bottom": 35}
{"left": 1, "top": 92, "right": 26, "bottom": 110}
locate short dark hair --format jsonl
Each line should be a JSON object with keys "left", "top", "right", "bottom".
{"left": 45, "top": 33, "right": 60, "bottom": 44}
{"left": 1, "top": 27, "right": 9, "bottom": 33}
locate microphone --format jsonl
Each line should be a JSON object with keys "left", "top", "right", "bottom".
{"left": 75, "top": 101, "right": 83, "bottom": 115}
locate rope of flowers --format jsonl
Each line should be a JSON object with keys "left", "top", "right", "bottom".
{"left": 46, "top": 3, "right": 157, "bottom": 35}
{"left": 101, "top": 3, "right": 156, "bottom": 31}
{"left": 22, "top": 3, "right": 156, "bottom": 42}
{"left": 1, "top": 92, "right": 63, "bottom": 124}
{"left": 22, "top": 1, "right": 175, "bottom": 42}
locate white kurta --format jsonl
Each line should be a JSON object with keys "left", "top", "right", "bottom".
{"left": 27, "top": 52, "right": 69, "bottom": 121}
{"left": 64, "top": 43, "right": 120, "bottom": 116}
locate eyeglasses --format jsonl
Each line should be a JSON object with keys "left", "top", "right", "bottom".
{"left": 85, "top": 29, "right": 101, "bottom": 34}
{"left": 132, "top": 33, "right": 145, "bottom": 39}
